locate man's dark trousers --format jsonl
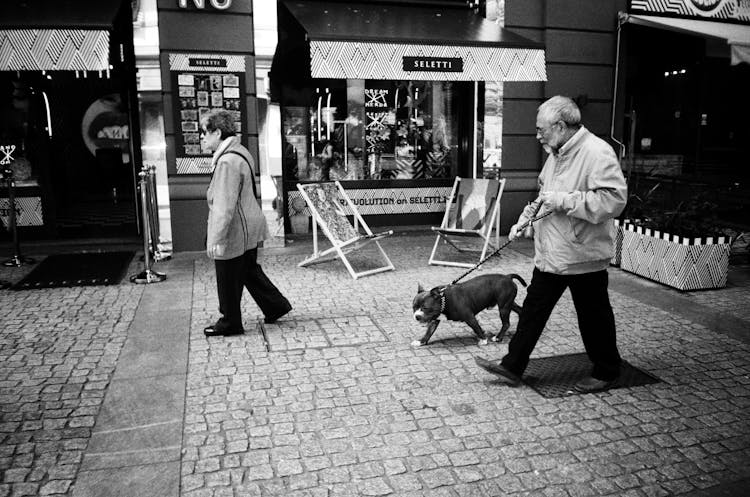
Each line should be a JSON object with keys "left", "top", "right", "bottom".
{"left": 214, "top": 248, "right": 291, "bottom": 331}
{"left": 501, "top": 268, "right": 621, "bottom": 381}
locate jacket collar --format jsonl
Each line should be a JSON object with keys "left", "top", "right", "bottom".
{"left": 555, "top": 125, "right": 588, "bottom": 158}
{"left": 210, "top": 136, "right": 240, "bottom": 173}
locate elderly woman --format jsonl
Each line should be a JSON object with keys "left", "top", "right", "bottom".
{"left": 201, "top": 110, "right": 292, "bottom": 336}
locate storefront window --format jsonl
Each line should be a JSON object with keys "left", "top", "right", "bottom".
{"left": 0, "top": 76, "right": 43, "bottom": 184}
{"left": 483, "top": 0, "right": 504, "bottom": 179}
{"left": 283, "top": 79, "right": 460, "bottom": 182}
{"left": 483, "top": 81, "right": 503, "bottom": 179}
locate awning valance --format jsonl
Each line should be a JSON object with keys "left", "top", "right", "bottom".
{"left": 0, "top": 0, "right": 121, "bottom": 71}
{"left": 275, "top": 1, "right": 546, "bottom": 82}
{"left": 622, "top": 13, "right": 750, "bottom": 65}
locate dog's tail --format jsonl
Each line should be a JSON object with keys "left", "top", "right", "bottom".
{"left": 509, "top": 273, "right": 527, "bottom": 287}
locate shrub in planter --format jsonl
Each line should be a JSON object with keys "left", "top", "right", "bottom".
{"left": 612, "top": 152, "right": 743, "bottom": 288}
{"left": 612, "top": 177, "right": 734, "bottom": 289}
{"left": 619, "top": 222, "right": 731, "bottom": 290}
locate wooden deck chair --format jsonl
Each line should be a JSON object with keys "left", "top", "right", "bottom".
{"left": 296, "top": 181, "right": 395, "bottom": 279}
{"left": 429, "top": 177, "right": 506, "bottom": 268}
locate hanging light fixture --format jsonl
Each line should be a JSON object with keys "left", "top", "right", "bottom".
{"left": 41, "top": 91, "right": 52, "bottom": 138}
{"left": 326, "top": 88, "right": 332, "bottom": 141}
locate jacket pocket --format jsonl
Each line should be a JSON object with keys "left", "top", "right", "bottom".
{"left": 569, "top": 217, "right": 585, "bottom": 243}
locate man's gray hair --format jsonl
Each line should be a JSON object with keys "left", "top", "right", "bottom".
{"left": 537, "top": 95, "right": 581, "bottom": 126}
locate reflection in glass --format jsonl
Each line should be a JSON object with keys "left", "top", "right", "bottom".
{"left": 285, "top": 79, "right": 460, "bottom": 182}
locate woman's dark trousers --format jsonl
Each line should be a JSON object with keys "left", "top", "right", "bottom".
{"left": 501, "top": 268, "right": 621, "bottom": 381}
{"left": 214, "top": 248, "right": 291, "bottom": 331}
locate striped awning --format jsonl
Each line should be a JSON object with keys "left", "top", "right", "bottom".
{"left": 277, "top": 1, "right": 546, "bottom": 83}
{"left": 622, "top": 13, "right": 750, "bottom": 65}
{"left": 0, "top": 29, "right": 110, "bottom": 71}
{"left": 1, "top": 0, "right": 120, "bottom": 71}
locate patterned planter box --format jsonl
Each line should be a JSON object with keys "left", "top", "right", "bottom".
{"left": 620, "top": 223, "right": 731, "bottom": 291}
{"left": 611, "top": 219, "right": 625, "bottom": 267}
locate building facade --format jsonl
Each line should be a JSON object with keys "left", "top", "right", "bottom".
{"left": 2, "top": 0, "right": 747, "bottom": 253}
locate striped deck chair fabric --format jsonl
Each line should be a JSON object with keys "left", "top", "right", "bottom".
{"left": 296, "top": 181, "right": 395, "bottom": 279}
{"left": 429, "top": 177, "right": 506, "bottom": 268}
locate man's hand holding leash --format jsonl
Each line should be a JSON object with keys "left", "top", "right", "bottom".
{"left": 508, "top": 197, "right": 546, "bottom": 241}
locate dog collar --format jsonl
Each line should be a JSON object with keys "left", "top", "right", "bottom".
{"left": 439, "top": 286, "right": 447, "bottom": 314}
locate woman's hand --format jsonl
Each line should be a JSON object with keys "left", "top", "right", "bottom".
{"left": 207, "top": 243, "right": 225, "bottom": 258}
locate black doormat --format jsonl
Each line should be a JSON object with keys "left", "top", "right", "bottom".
{"left": 523, "top": 353, "right": 660, "bottom": 398}
{"left": 13, "top": 251, "right": 134, "bottom": 289}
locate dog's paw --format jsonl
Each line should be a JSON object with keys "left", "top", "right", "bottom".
{"left": 478, "top": 338, "right": 489, "bottom": 346}
{"left": 411, "top": 340, "right": 425, "bottom": 347}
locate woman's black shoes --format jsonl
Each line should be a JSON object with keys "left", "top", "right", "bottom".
{"left": 203, "top": 325, "right": 244, "bottom": 337}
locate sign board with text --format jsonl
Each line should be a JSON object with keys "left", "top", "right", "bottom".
{"left": 288, "top": 186, "right": 453, "bottom": 216}
{"left": 178, "top": 0, "right": 233, "bottom": 10}
{"left": 168, "top": 53, "right": 247, "bottom": 174}
{"left": 403, "top": 56, "right": 464, "bottom": 72}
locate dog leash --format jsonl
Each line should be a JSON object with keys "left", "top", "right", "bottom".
{"left": 450, "top": 202, "right": 553, "bottom": 286}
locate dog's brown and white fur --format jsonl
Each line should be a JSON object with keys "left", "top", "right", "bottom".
{"left": 412, "top": 273, "right": 526, "bottom": 346}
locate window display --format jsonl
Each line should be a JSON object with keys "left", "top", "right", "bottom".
{"left": 171, "top": 67, "right": 246, "bottom": 173}
{"left": 285, "top": 79, "right": 459, "bottom": 182}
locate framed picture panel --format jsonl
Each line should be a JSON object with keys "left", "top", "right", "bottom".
{"left": 168, "top": 53, "right": 247, "bottom": 174}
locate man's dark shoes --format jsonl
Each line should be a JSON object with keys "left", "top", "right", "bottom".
{"left": 574, "top": 376, "right": 617, "bottom": 393}
{"left": 474, "top": 356, "right": 522, "bottom": 386}
{"left": 203, "top": 325, "right": 244, "bottom": 337}
{"left": 264, "top": 304, "right": 292, "bottom": 324}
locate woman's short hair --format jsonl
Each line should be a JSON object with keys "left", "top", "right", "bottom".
{"left": 538, "top": 95, "right": 581, "bottom": 127}
{"left": 200, "top": 109, "right": 237, "bottom": 140}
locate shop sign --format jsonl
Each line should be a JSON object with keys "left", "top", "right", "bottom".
{"left": 403, "top": 56, "right": 463, "bottom": 72}
{"left": 189, "top": 58, "right": 228, "bottom": 68}
{"left": 289, "top": 187, "right": 453, "bottom": 216}
{"left": 178, "top": 0, "right": 232, "bottom": 10}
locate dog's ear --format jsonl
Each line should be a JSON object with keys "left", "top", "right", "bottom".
{"left": 417, "top": 283, "right": 425, "bottom": 293}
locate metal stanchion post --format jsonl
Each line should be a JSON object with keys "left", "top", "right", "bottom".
{"left": 2, "top": 166, "right": 35, "bottom": 267}
{"left": 146, "top": 165, "right": 171, "bottom": 261}
{"left": 130, "top": 168, "right": 166, "bottom": 284}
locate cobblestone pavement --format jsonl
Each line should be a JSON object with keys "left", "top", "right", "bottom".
{"left": 0, "top": 259, "right": 143, "bottom": 497}
{"left": 184, "top": 235, "right": 750, "bottom": 497}
{"left": 1, "top": 234, "right": 749, "bottom": 496}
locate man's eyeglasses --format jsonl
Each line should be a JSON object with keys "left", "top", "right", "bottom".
{"left": 200, "top": 128, "right": 210, "bottom": 137}
{"left": 535, "top": 120, "right": 563, "bottom": 135}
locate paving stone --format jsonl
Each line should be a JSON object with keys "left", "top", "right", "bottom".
{"left": 421, "top": 467, "right": 456, "bottom": 488}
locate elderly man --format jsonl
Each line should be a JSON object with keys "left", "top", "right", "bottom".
{"left": 475, "top": 95, "right": 627, "bottom": 393}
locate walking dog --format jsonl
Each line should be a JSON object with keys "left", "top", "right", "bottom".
{"left": 411, "top": 274, "right": 526, "bottom": 346}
